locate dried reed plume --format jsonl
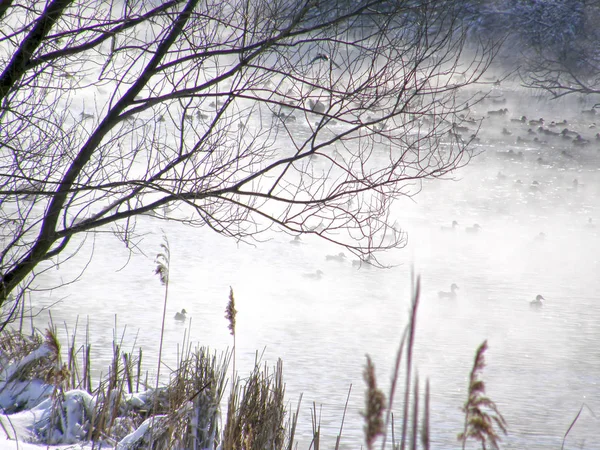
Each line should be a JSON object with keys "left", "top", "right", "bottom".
{"left": 362, "top": 355, "right": 386, "bottom": 450}
{"left": 458, "top": 340, "right": 507, "bottom": 450}
{"left": 225, "top": 286, "right": 237, "bottom": 378}
{"left": 154, "top": 233, "right": 171, "bottom": 437}
{"left": 225, "top": 287, "right": 237, "bottom": 336}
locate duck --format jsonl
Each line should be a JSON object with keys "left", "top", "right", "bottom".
{"left": 502, "top": 127, "right": 512, "bottom": 136}
{"left": 510, "top": 115, "right": 527, "bottom": 123}
{"left": 438, "top": 284, "right": 459, "bottom": 299}
{"left": 441, "top": 220, "right": 459, "bottom": 231}
{"left": 452, "top": 123, "right": 470, "bottom": 133}
{"left": 308, "top": 99, "right": 326, "bottom": 114}
{"left": 487, "top": 108, "right": 508, "bottom": 116}
{"left": 530, "top": 295, "right": 545, "bottom": 309}
{"left": 528, "top": 118, "right": 544, "bottom": 127}
{"left": 561, "top": 128, "right": 579, "bottom": 138}
{"left": 326, "top": 252, "right": 346, "bottom": 262}
{"left": 529, "top": 180, "right": 541, "bottom": 192}
{"left": 290, "top": 236, "right": 302, "bottom": 245}
{"left": 174, "top": 309, "right": 187, "bottom": 321}
{"left": 539, "top": 127, "right": 559, "bottom": 137}
{"left": 568, "top": 178, "right": 579, "bottom": 192}
{"left": 352, "top": 256, "right": 374, "bottom": 268}
{"left": 196, "top": 111, "right": 210, "bottom": 121}
{"left": 572, "top": 135, "right": 589, "bottom": 146}
{"left": 534, "top": 232, "right": 546, "bottom": 242}
{"left": 303, "top": 270, "right": 324, "bottom": 280}
{"left": 586, "top": 218, "right": 596, "bottom": 229}
{"left": 465, "top": 223, "right": 481, "bottom": 234}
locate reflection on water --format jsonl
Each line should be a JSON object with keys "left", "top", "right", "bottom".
{"left": 32, "top": 84, "right": 600, "bottom": 448}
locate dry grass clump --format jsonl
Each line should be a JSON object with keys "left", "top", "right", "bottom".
{"left": 0, "top": 317, "right": 231, "bottom": 448}
{"left": 458, "top": 340, "right": 507, "bottom": 449}
{"left": 0, "top": 329, "right": 53, "bottom": 385}
{"left": 223, "top": 358, "right": 287, "bottom": 450}
{"left": 1, "top": 269, "right": 512, "bottom": 448}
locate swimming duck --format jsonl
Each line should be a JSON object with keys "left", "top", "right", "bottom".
{"left": 452, "top": 123, "right": 470, "bottom": 133}
{"left": 352, "top": 256, "right": 374, "bottom": 269}
{"left": 174, "top": 309, "right": 187, "bottom": 321}
{"left": 441, "top": 220, "right": 459, "bottom": 231}
{"left": 326, "top": 252, "right": 346, "bottom": 262}
{"left": 529, "top": 180, "right": 541, "bottom": 192}
{"left": 530, "top": 295, "right": 545, "bottom": 309}
{"left": 290, "top": 236, "right": 302, "bottom": 245}
{"left": 487, "top": 108, "right": 508, "bottom": 116}
{"left": 528, "top": 118, "right": 544, "bottom": 127}
{"left": 561, "top": 128, "right": 579, "bottom": 138}
{"left": 572, "top": 135, "right": 589, "bottom": 146}
{"left": 438, "top": 284, "right": 459, "bottom": 299}
{"left": 308, "top": 99, "right": 326, "bottom": 114}
{"left": 465, "top": 223, "right": 481, "bottom": 234}
{"left": 511, "top": 115, "right": 527, "bottom": 123}
{"left": 303, "top": 270, "right": 324, "bottom": 280}
{"left": 586, "top": 218, "right": 595, "bottom": 229}
{"left": 539, "top": 127, "right": 559, "bottom": 136}
{"left": 568, "top": 178, "right": 579, "bottom": 192}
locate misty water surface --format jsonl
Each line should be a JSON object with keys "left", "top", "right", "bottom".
{"left": 29, "top": 81, "right": 600, "bottom": 449}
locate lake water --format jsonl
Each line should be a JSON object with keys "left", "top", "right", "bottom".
{"left": 27, "top": 83, "right": 600, "bottom": 448}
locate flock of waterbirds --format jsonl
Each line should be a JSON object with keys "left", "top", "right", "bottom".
{"left": 286, "top": 81, "right": 600, "bottom": 312}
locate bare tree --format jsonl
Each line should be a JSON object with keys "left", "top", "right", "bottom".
{"left": 0, "top": 0, "right": 497, "bottom": 310}
{"left": 517, "top": 1, "right": 600, "bottom": 99}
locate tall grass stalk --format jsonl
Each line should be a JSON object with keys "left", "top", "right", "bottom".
{"left": 400, "top": 274, "right": 420, "bottom": 450}
{"left": 561, "top": 403, "right": 596, "bottom": 450}
{"left": 380, "top": 273, "right": 424, "bottom": 450}
{"left": 421, "top": 380, "right": 430, "bottom": 450}
{"left": 154, "top": 235, "right": 171, "bottom": 389}
{"left": 225, "top": 286, "right": 237, "bottom": 382}
{"left": 310, "top": 402, "right": 321, "bottom": 450}
{"left": 223, "top": 358, "right": 286, "bottom": 450}
{"left": 458, "top": 340, "right": 507, "bottom": 449}
{"left": 334, "top": 384, "right": 352, "bottom": 450}
{"left": 287, "top": 394, "right": 303, "bottom": 450}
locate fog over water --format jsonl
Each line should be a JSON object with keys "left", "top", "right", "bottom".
{"left": 30, "top": 80, "right": 600, "bottom": 448}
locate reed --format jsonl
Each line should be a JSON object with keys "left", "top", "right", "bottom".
{"left": 225, "top": 286, "right": 237, "bottom": 383}
{"left": 369, "top": 272, "right": 430, "bottom": 450}
{"left": 154, "top": 234, "right": 171, "bottom": 389}
{"left": 0, "top": 271, "right": 515, "bottom": 449}
{"left": 223, "top": 357, "right": 287, "bottom": 450}
{"left": 363, "top": 355, "right": 386, "bottom": 450}
{"left": 458, "top": 340, "right": 507, "bottom": 449}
